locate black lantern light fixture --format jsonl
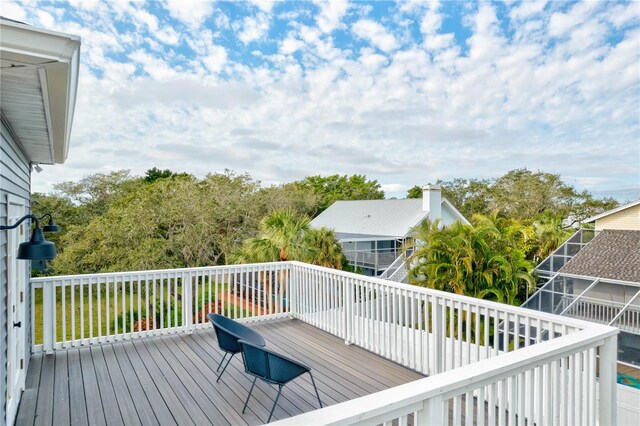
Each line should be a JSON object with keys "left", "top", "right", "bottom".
{"left": 0, "top": 214, "right": 57, "bottom": 260}
{"left": 39, "top": 213, "right": 60, "bottom": 233}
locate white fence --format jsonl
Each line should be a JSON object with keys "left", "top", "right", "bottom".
{"left": 32, "top": 261, "right": 618, "bottom": 425}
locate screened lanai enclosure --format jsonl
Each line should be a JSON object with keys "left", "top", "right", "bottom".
{"left": 534, "top": 229, "right": 597, "bottom": 282}
{"left": 522, "top": 273, "right": 640, "bottom": 368}
{"left": 340, "top": 237, "right": 405, "bottom": 276}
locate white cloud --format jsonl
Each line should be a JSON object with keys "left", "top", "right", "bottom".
{"left": 67, "top": 0, "right": 103, "bottom": 12}
{"left": 279, "top": 36, "right": 304, "bottom": 55}
{"left": 315, "top": 0, "right": 349, "bottom": 33}
{"left": 548, "top": 1, "right": 601, "bottom": 37}
{"left": 352, "top": 19, "right": 398, "bottom": 52}
{"left": 133, "top": 8, "right": 158, "bottom": 31}
{"left": 202, "top": 45, "right": 228, "bottom": 73}
{"left": 249, "top": 0, "right": 275, "bottom": 14}
{"left": 238, "top": 13, "right": 270, "bottom": 44}
{"left": 510, "top": 1, "right": 547, "bottom": 21}
{"left": 2, "top": 0, "right": 28, "bottom": 21}
{"left": 419, "top": 0, "right": 442, "bottom": 34}
{"left": 155, "top": 26, "right": 181, "bottom": 45}
{"left": 381, "top": 183, "right": 406, "bottom": 193}
{"left": 15, "top": 0, "right": 637, "bottom": 201}
{"left": 164, "top": 0, "right": 214, "bottom": 28}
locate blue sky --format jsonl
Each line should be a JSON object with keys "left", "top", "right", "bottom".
{"left": 5, "top": 0, "right": 640, "bottom": 200}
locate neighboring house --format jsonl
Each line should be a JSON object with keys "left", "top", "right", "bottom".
{"left": 310, "top": 185, "right": 469, "bottom": 276}
{"left": 524, "top": 221, "right": 640, "bottom": 420}
{"left": 0, "top": 18, "right": 80, "bottom": 425}
{"left": 584, "top": 199, "right": 640, "bottom": 231}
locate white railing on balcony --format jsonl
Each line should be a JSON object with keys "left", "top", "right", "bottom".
{"left": 31, "top": 261, "right": 618, "bottom": 425}
{"left": 31, "top": 262, "right": 292, "bottom": 352}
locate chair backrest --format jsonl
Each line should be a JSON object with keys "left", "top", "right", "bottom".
{"left": 238, "top": 339, "right": 309, "bottom": 385}
{"left": 208, "top": 313, "right": 265, "bottom": 354}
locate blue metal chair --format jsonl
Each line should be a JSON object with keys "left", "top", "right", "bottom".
{"left": 208, "top": 313, "right": 266, "bottom": 382}
{"left": 238, "top": 339, "right": 322, "bottom": 423}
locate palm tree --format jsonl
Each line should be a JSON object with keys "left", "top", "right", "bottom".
{"left": 230, "top": 209, "right": 343, "bottom": 268}
{"left": 407, "top": 215, "right": 536, "bottom": 306}
{"left": 305, "top": 227, "right": 343, "bottom": 269}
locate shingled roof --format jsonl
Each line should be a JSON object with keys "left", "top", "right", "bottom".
{"left": 559, "top": 230, "right": 640, "bottom": 282}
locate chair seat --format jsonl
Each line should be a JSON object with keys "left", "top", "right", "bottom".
{"left": 208, "top": 313, "right": 266, "bottom": 382}
{"left": 238, "top": 339, "right": 322, "bottom": 423}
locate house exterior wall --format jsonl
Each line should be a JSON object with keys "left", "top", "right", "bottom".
{"left": 595, "top": 205, "right": 640, "bottom": 231}
{"left": 441, "top": 203, "right": 461, "bottom": 226}
{"left": 1, "top": 119, "right": 32, "bottom": 424}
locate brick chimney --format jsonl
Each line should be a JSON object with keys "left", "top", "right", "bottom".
{"left": 422, "top": 184, "right": 442, "bottom": 220}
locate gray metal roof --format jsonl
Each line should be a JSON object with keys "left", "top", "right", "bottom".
{"left": 559, "top": 230, "right": 640, "bottom": 282}
{"left": 310, "top": 198, "right": 463, "bottom": 239}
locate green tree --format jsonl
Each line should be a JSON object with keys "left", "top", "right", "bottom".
{"left": 407, "top": 215, "right": 535, "bottom": 305}
{"left": 49, "top": 170, "right": 337, "bottom": 275}
{"left": 305, "top": 227, "right": 343, "bottom": 269}
{"left": 296, "top": 174, "right": 384, "bottom": 214}
{"left": 406, "top": 185, "right": 422, "bottom": 198}
{"left": 144, "top": 167, "right": 190, "bottom": 183}
{"left": 433, "top": 169, "right": 617, "bottom": 224}
{"left": 231, "top": 210, "right": 343, "bottom": 269}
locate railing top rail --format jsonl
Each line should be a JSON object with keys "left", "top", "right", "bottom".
{"left": 30, "top": 261, "right": 289, "bottom": 283}
{"left": 288, "top": 261, "right": 600, "bottom": 330}
{"left": 270, "top": 325, "right": 618, "bottom": 425}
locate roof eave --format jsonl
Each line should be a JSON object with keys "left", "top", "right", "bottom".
{"left": 0, "top": 19, "right": 81, "bottom": 164}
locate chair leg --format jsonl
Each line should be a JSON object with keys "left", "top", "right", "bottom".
{"left": 242, "top": 377, "right": 257, "bottom": 414}
{"left": 267, "top": 385, "right": 283, "bottom": 423}
{"left": 308, "top": 371, "right": 322, "bottom": 408}
{"left": 216, "top": 352, "right": 228, "bottom": 371}
{"left": 216, "top": 353, "right": 235, "bottom": 382}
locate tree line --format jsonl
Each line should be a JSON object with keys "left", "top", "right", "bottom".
{"left": 33, "top": 169, "right": 382, "bottom": 275}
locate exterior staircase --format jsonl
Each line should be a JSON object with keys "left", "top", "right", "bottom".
{"left": 379, "top": 249, "right": 413, "bottom": 283}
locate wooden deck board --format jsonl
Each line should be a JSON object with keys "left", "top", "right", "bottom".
{"left": 98, "top": 345, "right": 143, "bottom": 426}
{"left": 16, "top": 319, "right": 424, "bottom": 426}
{"left": 66, "top": 349, "right": 88, "bottom": 426}
{"left": 78, "top": 347, "right": 106, "bottom": 426}
{"left": 52, "top": 351, "right": 70, "bottom": 426}
{"left": 14, "top": 353, "right": 42, "bottom": 426}
{"left": 33, "top": 354, "right": 55, "bottom": 426}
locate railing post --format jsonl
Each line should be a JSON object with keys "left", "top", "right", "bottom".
{"left": 416, "top": 396, "right": 445, "bottom": 425}
{"left": 287, "top": 263, "right": 296, "bottom": 318}
{"left": 599, "top": 334, "right": 618, "bottom": 425}
{"left": 433, "top": 298, "right": 443, "bottom": 374}
{"left": 343, "top": 277, "right": 353, "bottom": 344}
{"left": 183, "top": 271, "right": 193, "bottom": 334}
{"left": 42, "top": 281, "right": 56, "bottom": 354}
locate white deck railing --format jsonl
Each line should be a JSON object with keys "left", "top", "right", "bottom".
{"left": 31, "top": 261, "right": 618, "bottom": 425}
{"left": 31, "top": 262, "right": 291, "bottom": 352}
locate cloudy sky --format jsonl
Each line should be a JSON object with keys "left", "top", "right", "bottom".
{"left": 5, "top": 0, "right": 640, "bottom": 200}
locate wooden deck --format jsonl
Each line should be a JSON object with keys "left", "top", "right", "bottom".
{"left": 15, "top": 319, "right": 424, "bottom": 425}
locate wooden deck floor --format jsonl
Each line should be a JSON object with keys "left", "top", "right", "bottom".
{"left": 15, "top": 319, "right": 424, "bottom": 426}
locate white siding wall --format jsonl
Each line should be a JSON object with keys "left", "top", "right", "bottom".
{"left": 1, "top": 119, "right": 32, "bottom": 425}
{"left": 440, "top": 203, "right": 460, "bottom": 226}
